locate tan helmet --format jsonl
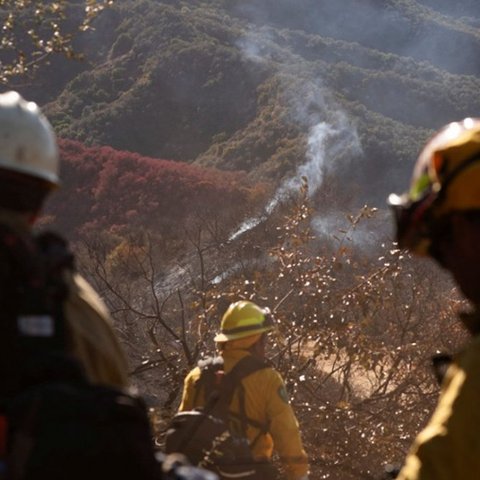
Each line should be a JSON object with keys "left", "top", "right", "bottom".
{"left": 214, "top": 300, "right": 274, "bottom": 343}
{"left": 388, "top": 118, "right": 480, "bottom": 255}
{"left": 0, "top": 91, "right": 59, "bottom": 185}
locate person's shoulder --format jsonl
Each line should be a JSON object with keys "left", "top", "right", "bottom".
{"left": 266, "top": 366, "right": 285, "bottom": 383}
{"left": 66, "top": 272, "right": 110, "bottom": 318}
{"left": 185, "top": 365, "right": 202, "bottom": 382}
{"left": 246, "top": 366, "right": 292, "bottom": 406}
{"left": 248, "top": 362, "right": 284, "bottom": 386}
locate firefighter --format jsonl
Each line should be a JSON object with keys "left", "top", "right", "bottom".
{"left": 0, "top": 90, "right": 218, "bottom": 480}
{"left": 0, "top": 91, "right": 129, "bottom": 388}
{"left": 179, "top": 300, "right": 309, "bottom": 480}
{"left": 388, "top": 118, "right": 480, "bottom": 479}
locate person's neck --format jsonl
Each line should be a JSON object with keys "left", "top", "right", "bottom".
{"left": 0, "top": 208, "right": 34, "bottom": 233}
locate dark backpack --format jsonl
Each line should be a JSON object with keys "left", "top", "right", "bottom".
{"left": 165, "top": 355, "right": 279, "bottom": 480}
{"left": 0, "top": 225, "right": 163, "bottom": 480}
{"left": 0, "top": 227, "right": 74, "bottom": 400}
{"left": 6, "top": 382, "right": 161, "bottom": 480}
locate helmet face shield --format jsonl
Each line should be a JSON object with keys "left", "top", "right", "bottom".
{"left": 388, "top": 192, "right": 437, "bottom": 254}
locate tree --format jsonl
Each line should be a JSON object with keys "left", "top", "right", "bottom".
{"left": 0, "top": 0, "right": 114, "bottom": 83}
{"left": 77, "top": 181, "right": 465, "bottom": 479}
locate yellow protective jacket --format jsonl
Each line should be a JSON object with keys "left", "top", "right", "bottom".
{"left": 179, "top": 348, "right": 309, "bottom": 480}
{"left": 0, "top": 210, "right": 129, "bottom": 389}
{"left": 398, "top": 327, "right": 480, "bottom": 480}
{"left": 64, "top": 271, "right": 129, "bottom": 388}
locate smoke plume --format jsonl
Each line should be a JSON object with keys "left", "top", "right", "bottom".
{"left": 229, "top": 30, "right": 362, "bottom": 241}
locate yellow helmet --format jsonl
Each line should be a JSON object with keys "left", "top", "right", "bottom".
{"left": 388, "top": 118, "right": 480, "bottom": 255}
{"left": 214, "top": 300, "right": 274, "bottom": 343}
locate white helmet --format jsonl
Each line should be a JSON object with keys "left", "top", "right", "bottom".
{"left": 0, "top": 91, "right": 59, "bottom": 185}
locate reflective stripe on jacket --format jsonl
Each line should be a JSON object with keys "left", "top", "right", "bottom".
{"left": 398, "top": 335, "right": 480, "bottom": 480}
{"left": 179, "top": 348, "right": 309, "bottom": 480}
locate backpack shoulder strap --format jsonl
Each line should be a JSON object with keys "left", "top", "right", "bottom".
{"left": 199, "top": 355, "right": 267, "bottom": 411}
{"left": 0, "top": 226, "right": 79, "bottom": 398}
{"left": 221, "top": 355, "right": 269, "bottom": 438}
{"left": 35, "top": 231, "right": 75, "bottom": 274}
{"left": 34, "top": 231, "right": 74, "bottom": 307}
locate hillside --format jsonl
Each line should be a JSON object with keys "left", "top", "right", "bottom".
{"left": 44, "top": 139, "right": 265, "bottom": 239}
{"left": 232, "top": 0, "right": 480, "bottom": 75}
{"left": 20, "top": 0, "right": 479, "bottom": 209}
{"left": 8, "top": 2, "right": 480, "bottom": 480}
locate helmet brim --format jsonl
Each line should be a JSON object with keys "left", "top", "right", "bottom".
{"left": 214, "top": 325, "right": 274, "bottom": 343}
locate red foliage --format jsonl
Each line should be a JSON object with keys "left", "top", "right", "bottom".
{"left": 45, "top": 139, "right": 263, "bottom": 237}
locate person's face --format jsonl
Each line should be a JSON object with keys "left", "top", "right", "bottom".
{"left": 432, "top": 213, "right": 480, "bottom": 305}
{"left": 252, "top": 334, "right": 267, "bottom": 358}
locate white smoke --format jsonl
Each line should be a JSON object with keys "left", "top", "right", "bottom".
{"left": 229, "top": 110, "right": 361, "bottom": 241}
{"left": 229, "top": 122, "right": 332, "bottom": 241}
{"left": 312, "top": 208, "right": 388, "bottom": 252}
{"left": 229, "top": 30, "right": 363, "bottom": 242}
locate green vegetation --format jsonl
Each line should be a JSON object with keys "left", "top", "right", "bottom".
{"left": 32, "top": 0, "right": 480, "bottom": 207}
